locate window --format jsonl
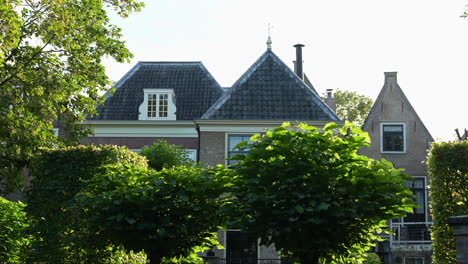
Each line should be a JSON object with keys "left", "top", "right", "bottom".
{"left": 404, "top": 257, "right": 424, "bottom": 264}
{"left": 147, "top": 93, "right": 168, "bottom": 118}
{"left": 138, "top": 89, "right": 176, "bottom": 120}
{"left": 185, "top": 149, "right": 197, "bottom": 162}
{"left": 226, "top": 231, "right": 257, "bottom": 264}
{"left": 381, "top": 123, "right": 405, "bottom": 152}
{"left": 227, "top": 134, "right": 252, "bottom": 165}
{"left": 404, "top": 177, "right": 426, "bottom": 222}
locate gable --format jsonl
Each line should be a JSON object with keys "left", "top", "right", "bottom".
{"left": 360, "top": 72, "right": 433, "bottom": 176}
{"left": 92, "top": 62, "right": 224, "bottom": 120}
{"left": 202, "top": 50, "right": 339, "bottom": 121}
{"left": 362, "top": 72, "right": 433, "bottom": 141}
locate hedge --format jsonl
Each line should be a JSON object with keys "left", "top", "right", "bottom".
{"left": 25, "top": 145, "right": 147, "bottom": 263}
{"left": 428, "top": 140, "right": 468, "bottom": 264}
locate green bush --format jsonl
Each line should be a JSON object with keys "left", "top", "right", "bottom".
{"left": 25, "top": 145, "right": 148, "bottom": 263}
{"left": 362, "top": 253, "right": 382, "bottom": 264}
{"left": 0, "top": 197, "right": 29, "bottom": 263}
{"left": 428, "top": 140, "right": 468, "bottom": 264}
{"left": 75, "top": 164, "right": 232, "bottom": 264}
{"left": 140, "top": 140, "right": 193, "bottom": 170}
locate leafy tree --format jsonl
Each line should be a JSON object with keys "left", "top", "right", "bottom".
{"left": 25, "top": 145, "right": 147, "bottom": 263}
{"left": 0, "top": 0, "right": 144, "bottom": 194}
{"left": 75, "top": 164, "right": 233, "bottom": 264}
{"left": 231, "top": 122, "right": 414, "bottom": 264}
{"left": 0, "top": 197, "right": 29, "bottom": 263}
{"left": 140, "top": 140, "right": 193, "bottom": 171}
{"left": 331, "top": 89, "right": 373, "bottom": 126}
{"left": 428, "top": 141, "right": 468, "bottom": 264}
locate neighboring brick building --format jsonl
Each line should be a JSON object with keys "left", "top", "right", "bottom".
{"left": 360, "top": 72, "right": 434, "bottom": 264}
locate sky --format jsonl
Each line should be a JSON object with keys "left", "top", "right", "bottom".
{"left": 103, "top": 0, "right": 468, "bottom": 141}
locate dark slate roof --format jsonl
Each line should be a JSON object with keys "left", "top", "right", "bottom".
{"left": 92, "top": 62, "right": 224, "bottom": 120}
{"left": 202, "top": 49, "right": 340, "bottom": 121}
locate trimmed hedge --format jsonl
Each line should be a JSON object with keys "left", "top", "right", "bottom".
{"left": 428, "top": 140, "right": 468, "bottom": 264}
{"left": 25, "top": 145, "right": 147, "bottom": 263}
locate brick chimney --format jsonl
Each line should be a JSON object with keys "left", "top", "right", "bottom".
{"left": 324, "top": 88, "right": 336, "bottom": 113}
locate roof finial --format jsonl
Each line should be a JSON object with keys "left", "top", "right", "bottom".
{"left": 266, "top": 22, "right": 272, "bottom": 49}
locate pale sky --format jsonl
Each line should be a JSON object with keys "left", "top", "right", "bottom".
{"left": 103, "top": 0, "right": 468, "bottom": 141}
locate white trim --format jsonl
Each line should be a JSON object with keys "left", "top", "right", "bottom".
{"left": 139, "top": 88, "right": 176, "bottom": 120}
{"left": 87, "top": 123, "right": 198, "bottom": 138}
{"left": 380, "top": 122, "right": 406, "bottom": 153}
{"left": 196, "top": 120, "right": 339, "bottom": 133}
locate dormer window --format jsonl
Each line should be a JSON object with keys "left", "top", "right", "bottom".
{"left": 381, "top": 123, "right": 406, "bottom": 153}
{"left": 139, "top": 89, "right": 176, "bottom": 120}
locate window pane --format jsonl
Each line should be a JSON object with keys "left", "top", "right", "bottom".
{"left": 382, "top": 124, "right": 404, "bottom": 151}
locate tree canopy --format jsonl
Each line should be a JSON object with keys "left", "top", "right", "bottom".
{"left": 332, "top": 89, "right": 373, "bottom": 126}
{"left": 0, "top": 0, "right": 144, "bottom": 193}
{"left": 231, "top": 122, "right": 414, "bottom": 264}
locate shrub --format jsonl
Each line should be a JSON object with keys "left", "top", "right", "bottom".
{"left": 0, "top": 197, "right": 29, "bottom": 263}
{"left": 25, "top": 145, "right": 147, "bottom": 263}
{"left": 428, "top": 140, "right": 468, "bottom": 264}
{"left": 140, "top": 140, "right": 193, "bottom": 170}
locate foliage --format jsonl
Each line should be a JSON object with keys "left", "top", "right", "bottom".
{"left": 0, "top": 0, "right": 144, "bottom": 194}
{"left": 0, "top": 197, "right": 30, "bottom": 263}
{"left": 25, "top": 145, "right": 147, "bottom": 263}
{"left": 329, "top": 89, "right": 373, "bottom": 126}
{"left": 106, "top": 249, "right": 148, "bottom": 264}
{"left": 428, "top": 141, "right": 468, "bottom": 264}
{"left": 75, "top": 164, "right": 234, "bottom": 264}
{"left": 362, "top": 253, "right": 382, "bottom": 264}
{"left": 231, "top": 122, "right": 415, "bottom": 264}
{"left": 140, "top": 140, "right": 194, "bottom": 171}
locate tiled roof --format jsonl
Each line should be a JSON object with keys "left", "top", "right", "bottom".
{"left": 202, "top": 49, "right": 339, "bottom": 121}
{"left": 92, "top": 62, "right": 224, "bottom": 120}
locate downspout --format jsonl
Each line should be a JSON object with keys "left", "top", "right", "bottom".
{"left": 194, "top": 120, "right": 201, "bottom": 163}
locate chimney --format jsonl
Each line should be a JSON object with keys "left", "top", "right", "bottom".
{"left": 324, "top": 88, "right": 336, "bottom": 113}
{"left": 384, "top": 72, "right": 397, "bottom": 83}
{"left": 294, "top": 44, "right": 305, "bottom": 80}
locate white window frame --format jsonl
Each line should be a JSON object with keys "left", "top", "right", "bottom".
{"left": 380, "top": 122, "right": 406, "bottom": 153}
{"left": 225, "top": 133, "right": 254, "bottom": 166}
{"left": 138, "top": 89, "right": 176, "bottom": 120}
{"left": 52, "top": 128, "right": 59, "bottom": 137}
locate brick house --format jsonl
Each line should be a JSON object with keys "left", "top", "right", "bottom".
{"left": 82, "top": 43, "right": 339, "bottom": 262}
{"left": 360, "top": 72, "right": 434, "bottom": 264}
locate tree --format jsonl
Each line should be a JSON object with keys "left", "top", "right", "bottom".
{"left": 0, "top": 0, "right": 144, "bottom": 194}
{"left": 140, "top": 140, "right": 193, "bottom": 171}
{"left": 75, "top": 164, "right": 234, "bottom": 264}
{"left": 332, "top": 89, "right": 373, "bottom": 126}
{"left": 231, "top": 122, "right": 415, "bottom": 264}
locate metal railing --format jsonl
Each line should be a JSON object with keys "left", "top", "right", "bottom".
{"left": 390, "top": 222, "right": 432, "bottom": 244}
{"left": 216, "top": 258, "right": 292, "bottom": 264}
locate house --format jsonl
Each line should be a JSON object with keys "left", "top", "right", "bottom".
{"left": 359, "top": 72, "right": 434, "bottom": 264}
{"left": 82, "top": 41, "right": 340, "bottom": 262}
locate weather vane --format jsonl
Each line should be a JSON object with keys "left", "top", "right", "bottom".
{"left": 266, "top": 22, "right": 273, "bottom": 49}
